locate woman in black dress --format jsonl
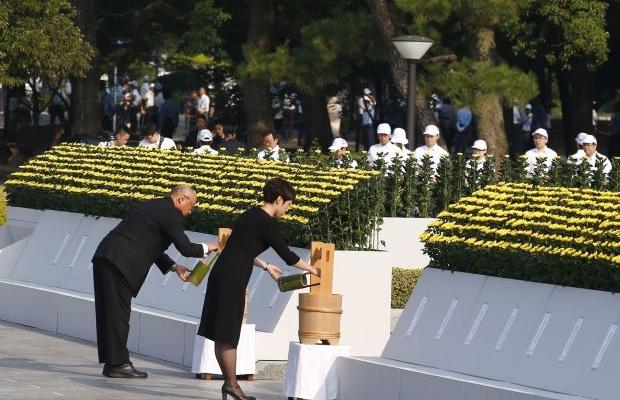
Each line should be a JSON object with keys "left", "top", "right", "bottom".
{"left": 198, "top": 177, "right": 320, "bottom": 400}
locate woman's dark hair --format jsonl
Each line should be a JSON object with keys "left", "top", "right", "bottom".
{"left": 263, "top": 177, "right": 296, "bottom": 203}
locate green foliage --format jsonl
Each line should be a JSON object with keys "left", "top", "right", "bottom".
{"left": 238, "top": 11, "right": 380, "bottom": 94}
{"left": 182, "top": 0, "right": 231, "bottom": 56}
{"left": 391, "top": 268, "right": 423, "bottom": 309}
{"left": 0, "top": 0, "right": 94, "bottom": 87}
{"left": 424, "top": 59, "right": 539, "bottom": 109}
{"left": 504, "top": 0, "right": 608, "bottom": 71}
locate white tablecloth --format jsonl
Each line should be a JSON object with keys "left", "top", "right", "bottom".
{"left": 283, "top": 341, "right": 351, "bottom": 400}
{"left": 191, "top": 324, "right": 256, "bottom": 375}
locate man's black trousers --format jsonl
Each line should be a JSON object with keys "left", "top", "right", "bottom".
{"left": 92, "top": 257, "right": 132, "bottom": 366}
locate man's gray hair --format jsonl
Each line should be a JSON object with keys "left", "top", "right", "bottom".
{"left": 170, "top": 185, "right": 196, "bottom": 199}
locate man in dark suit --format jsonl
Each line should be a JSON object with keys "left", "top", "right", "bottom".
{"left": 92, "top": 185, "right": 218, "bottom": 378}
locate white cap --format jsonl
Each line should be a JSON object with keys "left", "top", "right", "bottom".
{"left": 472, "top": 139, "right": 487, "bottom": 151}
{"left": 423, "top": 124, "right": 440, "bottom": 136}
{"left": 328, "top": 137, "right": 349, "bottom": 151}
{"left": 532, "top": 128, "right": 548, "bottom": 138}
{"left": 582, "top": 134, "right": 597, "bottom": 145}
{"left": 391, "top": 128, "right": 408, "bottom": 145}
{"left": 363, "top": 88, "right": 372, "bottom": 95}
{"left": 197, "top": 129, "right": 213, "bottom": 142}
{"left": 575, "top": 132, "right": 588, "bottom": 145}
{"left": 377, "top": 123, "right": 391, "bottom": 135}
{"left": 525, "top": 103, "right": 532, "bottom": 109}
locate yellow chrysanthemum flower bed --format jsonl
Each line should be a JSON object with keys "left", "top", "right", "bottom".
{"left": 5, "top": 144, "right": 382, "bottom": 249}
{"left": 421, "top": 182, "right": 620, "bottom": 291}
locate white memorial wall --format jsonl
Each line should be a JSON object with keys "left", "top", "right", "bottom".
{"left": 0, "top": 206, "right": 391, "bottom": 365}
{"left": 339, "top": 268, "right": 620, "bottom": 400}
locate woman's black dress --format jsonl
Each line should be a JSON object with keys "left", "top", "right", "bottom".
{"left": 197, "top": 207, "right": 300, "bottom": 347}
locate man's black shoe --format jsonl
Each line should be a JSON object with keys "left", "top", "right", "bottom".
{"left": 102, "top": 363, "right": 148, "bottom": 378}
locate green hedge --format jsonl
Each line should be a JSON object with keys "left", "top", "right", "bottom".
{"left": 391, "top": 267, "right": 422, "bottom": 308}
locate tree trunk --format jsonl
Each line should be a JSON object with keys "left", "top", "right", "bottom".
{"left": 302, "top": 91, "right": 332, "bottom": 150}
{"left": 556, "top": 67, "right": 572, "bottom": 155}
{"left": 365, "top": 0, "right": 435, "bottom": 148}
{"left": 472, "top": 27, "right": 508, "bottom": 156}
{"left": 243, "top": 0, "right": 274, "bottom": 147}
{"left": 71, "top": 0, "right": 100, "bottom": 138}
{"left": 567, "top": 63, "right": 594, "bottom": 147}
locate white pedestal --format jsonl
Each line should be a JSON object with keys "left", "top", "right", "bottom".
{"left": 191, "top": 324, "right": 256, "bottom": 375}
{"left": 283, "top": 341, "right": 351, "bottom": 400}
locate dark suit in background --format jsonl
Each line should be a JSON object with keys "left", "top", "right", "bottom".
{"left": 92, "top": 197, "right": 205, "bottom": 366}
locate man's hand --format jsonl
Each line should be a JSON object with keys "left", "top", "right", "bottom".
{"left": 206, "top": 240, "right": 219, "bottom": 254}
{"left": 172, "top": 265, "right": 191, "bottom": 282}
{"left": 311, "top": 266, "right": 321, "bottom": 277}
{"left": 266, "top": 264, "right": 283, "bottom": 281}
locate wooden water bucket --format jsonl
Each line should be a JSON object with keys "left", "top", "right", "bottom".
{"left": 298, "top": 292, "right": 342, "bottom": 345}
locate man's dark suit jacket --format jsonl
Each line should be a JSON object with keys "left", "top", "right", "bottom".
{"left": 93, "top": 197, "right": 204, "bottom": 296}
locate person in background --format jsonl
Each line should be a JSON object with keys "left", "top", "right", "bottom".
{"left": 413, "top": 124, "right": 449, "bottom": 173}
{"left": 367, "top": 123, "right": 401, "bottom": 168}
{"left": 99, "top": 127, "right": 130, "bottom": 148}
{"left": 158, "top": 87, "right": 180, "bottom": 139}
{"left": 139, "top": 123, "right": 177, "bottom": 150}
{"left": 524, "top": 128, "right": 557, "bottom": 175}
{"left": 358, "top": 88, "right": 376, "bottom": 150}
{"left": 328, "top": 137, "right": 357, "bottom": 169}
{"left": 194, "top": 129, "right": 218, "bottom": 155}
{"left": 222, "top": 127, "right": 246, "bottom": 156}
{"left": 184, "top": 114, "right": 208, "bottom": 150}
{"left": 258, "top": 131, "right": 288, "bottom": 162}
{"left": 467, "top": 139, "right": 488, "bottom": 171}
{"left": 197, "top": 86, "right": 210, "bottom": 119}
{"left": 570, "top": 134, "right": 612, "bottom": 177}
{"left": 453, "top": 107, "right": 473, "bottom": 153}
{"left": 390, "top": 127, "right": 412, "bottom": 159}
{"left": 211, "top": 124, "right": 226, "bottom": 150}
{"left": 570, "top": 132, "right": 588, "bottom": 159}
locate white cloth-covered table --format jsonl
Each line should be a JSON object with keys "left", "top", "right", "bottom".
{"left": 191, "top": 324, "right": 256, "bottom": 375}
{"left": 283, "top": 341, "right": 351, "bottom": 400}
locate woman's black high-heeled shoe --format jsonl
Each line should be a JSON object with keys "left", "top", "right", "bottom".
{"left": 221, "top": 383, "right": 256, "bottom": 400}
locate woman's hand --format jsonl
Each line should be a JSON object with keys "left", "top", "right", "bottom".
{"left": 266, "top": 264, "right": 283, "bottom": 281}
{"left": 311, "top": 266, "right": 321, "bottom": 277}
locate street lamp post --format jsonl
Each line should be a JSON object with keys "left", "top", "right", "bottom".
{"left": 392, "top": 36, "right": 433, "bottom": 147}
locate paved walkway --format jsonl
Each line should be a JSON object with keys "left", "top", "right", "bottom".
{"left": 0, "top": 320, "right": 286, "bottom": 400}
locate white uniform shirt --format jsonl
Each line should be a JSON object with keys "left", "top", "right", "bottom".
{"left": 258, "top": 145, "right": 289, "bottom": 162}
{"left": 413, "top": 144, "right": 449, "bottom": 172}
{"left": 367, "top": 142, "right": 401, "bottom": 167}
{"left": 97, "top": 140, "right": 124, "bottom": 148}
{"left": 145, "top": 90, "right": 155, "bottom": 108}
{"left": 570, "top": 149, "right": 585, "bottom": 159}
{"left": 466, "top": 156, "right": 486, "bottom": 172}
{"left": 194, "top": 145, "right": 218, "bottom": 155}
{"left": 573, "top": 152, "right": 612, "bottom": 175}
{"left": 197, "top": 94, "right": 210, "bottom": 115}
{"left": 138, "top": 136, "right": 176, "bottom": 150}
{"left": 334, "top": 159, "right": 358, "bottom": 169}
{"left": 525, "top": 146, "right": 558, "bottom": 174}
